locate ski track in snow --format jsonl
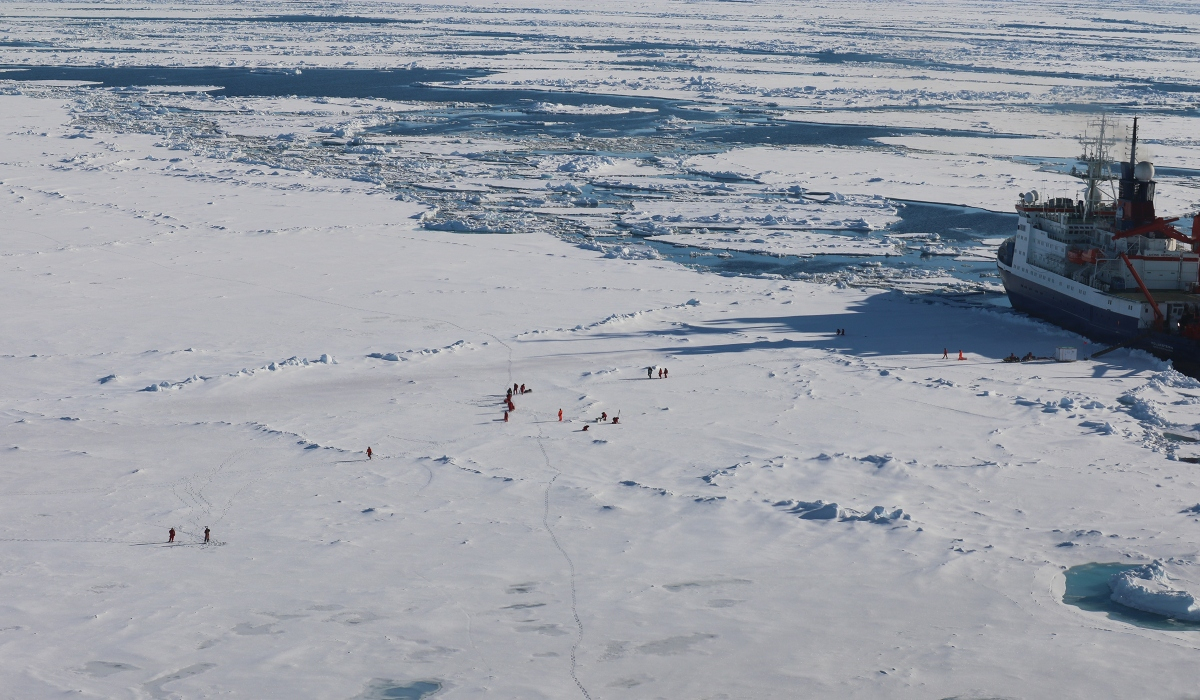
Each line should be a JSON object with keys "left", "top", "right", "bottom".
{"left": 536, "top": 435, "right": 592, "bottom": 700}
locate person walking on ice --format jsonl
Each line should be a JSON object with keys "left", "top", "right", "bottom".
{"left": 366, "top": 447, "right": 373, "bottom": 460}
{"left": 942, "top": 348, "right": 949, "bottom": 359}
{"left": 558, "top": 409, "right": 563, "bottom": 422}
{"left": 204, "top": 527, "right": 211, "bottom": 543}
{"left": 647, "top": 366, "right": 654, "bottom": 379}
{"left": 168, "top": 528, "right": 175, "bottom": 543}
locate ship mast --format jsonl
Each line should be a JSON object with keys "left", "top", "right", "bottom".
{"left": 1076, "top": 114, "right": 1116, "bottom": 218}
{"left": 1130, "top": 117, "right": 1137, "bottom": 165}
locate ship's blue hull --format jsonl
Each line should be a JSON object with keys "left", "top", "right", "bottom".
{"left": 998, "top": 265, "right": 1200, "bottom": 370}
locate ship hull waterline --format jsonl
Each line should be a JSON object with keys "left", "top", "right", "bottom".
{"left": 997, "top": 264, "right": 1200, "bottom": 375}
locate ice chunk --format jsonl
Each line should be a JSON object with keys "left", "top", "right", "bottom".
{"left": 775, "top": 499, "right": 909, "bottom": 524}
{"left": 842, "top": 506, "right": 910, "bottom": 523}
{"left": 1118, "top": 393, "right": 1166, "bottom": 426}
{"left": 1110, "top": 560, "right": 1200, "bottom": 621}
{"left": 799, "top": 503, "right": 840, "bottom": 519}
{"left": 546, "top": 181, "right": 582, "bottom": 194}
{"left": 423, "top": 219, "right": 514, "bottom": 234}
{"left": 556, "top": 156, "right": 614, "bottom": 173}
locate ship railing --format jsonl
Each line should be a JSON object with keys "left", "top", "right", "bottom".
{"left": 1028, "top": 253, "right": 1067, "bottom": 277}
{"left": 1026, "top": 211, "right": 1087, "bottom": 227}
{"left": 1043, "top": 229, "right": 1090, "bottom": 244}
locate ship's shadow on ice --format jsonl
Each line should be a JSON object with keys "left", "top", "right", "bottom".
{"left": 567, "top": 292, "right": 1145, "bottom": 369}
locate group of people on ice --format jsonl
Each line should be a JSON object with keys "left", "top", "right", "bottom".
{"left": 581, "top": 412, "right": 619, "bottom": 431}
{"left": 167, "top": 526, "right": 211, "bottom": 544}
{"left": 500, "top": 366, "right": 671, "bottom": 425}
{"left": 503, "top": 382, "right": 531, "bottom": 422}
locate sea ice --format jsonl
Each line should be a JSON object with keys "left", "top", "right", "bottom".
{"left": 3, "top": 3, "right": 1200, "bottom": 698}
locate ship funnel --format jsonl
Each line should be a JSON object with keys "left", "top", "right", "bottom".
{"left": 1134, "top": 161, "right": 1155, "bottom": 182}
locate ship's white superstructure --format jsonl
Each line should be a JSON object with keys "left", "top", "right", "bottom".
{"left": 997, "top": 117, "right": 1200, "bottom": 367}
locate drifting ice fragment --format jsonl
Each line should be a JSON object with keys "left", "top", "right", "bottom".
{"left": 1110, "top": 560, "right": 1200, "bottom": 621}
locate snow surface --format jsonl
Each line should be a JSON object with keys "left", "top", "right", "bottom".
{"left": 3, "top": 1, "right": 1200, "bottom": 698}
